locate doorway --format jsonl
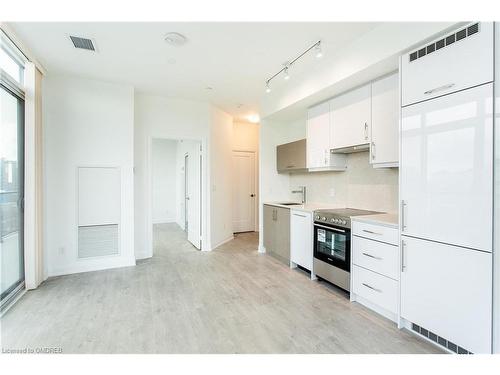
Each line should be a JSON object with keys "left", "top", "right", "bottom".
{"left": 150, "top": 138, "right": 202, "bottom": 253}
{"left": 232, "top": 150, "right": 257, "bottom": 233}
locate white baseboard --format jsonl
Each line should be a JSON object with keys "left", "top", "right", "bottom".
{"left": 135, "top": 251, "right": 152, "bottom": 260}
{"left": 258, "top": 244, "right": 266, "bottom": 253}
{"left": 48, "top": 257, "right": 136, "bottom": 277}
{"left": 210, "top": 235, "right": 234, "bottom": 250}
{"left": 152, "top": 218, "right": 176, "bottom": 225}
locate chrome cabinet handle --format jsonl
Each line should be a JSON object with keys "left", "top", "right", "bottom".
{"left": 401, "top": 239, "right": 406, "bottom": 272}
{"left": 286, "top": 165, "right": 295, "bottom": 168}
{"left": 424, "top": 83, "right": 455, "bottom": 95}
{"left": 293, "top": 213, "right": 307, "bottom": 218}
{"left": 362, "top": 283, "right": 381, "bottom": 293}
{"left": 314, "top": 223, "right": 346, "bottom": 233}
{"left": 371, "top": 142, "right": 376, "bottom": 160}
{"left": 364, "top": 122, "right": 368, "bottom": 140}
{"left": 362, "top": 229, "right": 382, "bottom": 235}
{"left": 362, "top": 252, "right": 382, "bottom": 260}
{"left": 401, "top": 200, "right": 407, "bottom": 231}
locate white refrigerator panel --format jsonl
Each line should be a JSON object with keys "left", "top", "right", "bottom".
{"left": 401, "top": 83, "right": 493, "bottom": 252}
{"left": 400, "top": 236, "right": 492, "bottom": 353}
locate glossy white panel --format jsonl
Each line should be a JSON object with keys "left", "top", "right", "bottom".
{"left": 400, "top": 236, "right": 492, "bottom": 353}
{"left": 306, "top": 101, "right": 330, "bottom": 168}
{"left": 401, "top": 83, "right": 493, "bottom": 252}
{"left": 290, "top": 210, "right": 313, "bottom": 271}
{"left": 401, "top": 22, "right": 494, "bottom": 106}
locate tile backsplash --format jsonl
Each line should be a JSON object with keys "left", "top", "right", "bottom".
{"left": 289, "top": 152, "right": 399, "bottom": 213}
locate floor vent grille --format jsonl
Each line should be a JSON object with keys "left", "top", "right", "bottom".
{"left": 409, "top": 22, "right": 479, "bottom": 62}
{"left": 78, "top": 224, "right": 119, "bottom": 258}
{"left": 411, "top": 323, "right": 472, "bottom": 354}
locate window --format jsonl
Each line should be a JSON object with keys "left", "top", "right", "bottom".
{"left": 1, "top": 29, "right": 25, "bottom": 85}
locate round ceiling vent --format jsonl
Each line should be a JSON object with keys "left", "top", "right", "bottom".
{"left": 164, "top": 32, "right": 188, "bottom": 46}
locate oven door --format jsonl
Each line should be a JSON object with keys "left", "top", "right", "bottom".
{"left": 314, "top": 223, "right": 350, "bottom": 272}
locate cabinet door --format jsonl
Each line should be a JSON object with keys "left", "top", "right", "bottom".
{"left": 307, "top": 102, "right": 331, "bottom": 168}
{"left": 401, "top": 83, "right": 493, "bottom": 252}
{"left": 263, "top": 205, "right": 275, "bottom": 252}
{"left": 290, "top": 211, "right": 313, "bottom": 270}
{"left": 401, "top": 23, "right": 494, "bottom": 107}
{"left": 330, "top": 84, "right": 371, "bottom": 149}
{"left": 274, "top": 207, "right": 290, "bottom": 262}
{"left": 371, "top": 73, "right": 399, "bottom": 165}
{"left": 400, "top": 236, "right": 492, "bottom": 353}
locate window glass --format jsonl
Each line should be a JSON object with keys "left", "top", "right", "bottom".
{"left": 0, "top": 47, "right": 23, "bottom": 83}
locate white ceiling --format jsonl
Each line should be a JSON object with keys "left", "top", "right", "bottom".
{"left": 9, "top": 22, "right": 380, "bottom": 121}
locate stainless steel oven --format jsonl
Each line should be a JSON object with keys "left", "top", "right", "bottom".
{"left": 313, "top": 208, "right": 381, "bottom": 292}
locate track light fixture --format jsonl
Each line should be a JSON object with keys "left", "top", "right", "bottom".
{"left": 264, "top": 40, "right": 323, "bottom": 93}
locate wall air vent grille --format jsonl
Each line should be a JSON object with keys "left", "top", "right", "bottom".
{"left": 411, "top": 323, "right": 472, "bottom": 354}
{"left": 408, "top": 23, "right": 479, "bottom": 62}
{"left": 70, "top": 36, "right": 95, "bottom": 51}
{"left": 78, "top": 224, "right": 119, "bottom": 258}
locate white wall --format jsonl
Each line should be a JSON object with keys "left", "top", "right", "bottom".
{"left": 233, "top": 121, "right": 259, "bottom": 231}
{"left": 493, "top": 22, "right": 499, "bottom": 354}
{"left": 151, "top": 139, "right": 177, "bottom": 224}
{"left": 209, "top": 107, "right": 234, "bottom": 249}
{"left": 43, "top": 75, "right": 135, "bottom": 276}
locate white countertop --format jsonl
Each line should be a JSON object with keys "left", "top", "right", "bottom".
{"left": 351, "top": 213, "right": 399, "bottom": 228}
{"left": 263, "top": 202, "right": 342, "bottom": 213}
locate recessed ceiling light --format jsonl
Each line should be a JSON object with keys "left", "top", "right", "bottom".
{"left": 164, "top": 32, "right": 188, "bottom": 47}
{"left": 205, "top": 86, "right": 213, "bottom": 91}
{"left": 247, "top": 114, "right": 260, "bottom": 123}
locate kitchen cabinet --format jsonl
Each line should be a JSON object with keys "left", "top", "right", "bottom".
{"left": 290, "top": 210, "right": 313, "bottom": 275}
{"left": 401, "top": 22, "right": 494, "bottom": 107}
{"left": 306, "top": 102, "right": 347, "bottom": 171}
{"left": 400, "top": 236, "right": 492, "bottom": 354}
{"left": 350, "top": 220, "right": 399, "bottom": 322}
{"left": 330, "top": 84, "right": 371, "bottom": 151}
{"left": 370, "top": 73, "right": 399, "bottom": 167}
{"left": 263, "top": 204, "right": 290, "bottom": 264}
{"left": 276, "top": 139, "right": 306, "bottom": 173}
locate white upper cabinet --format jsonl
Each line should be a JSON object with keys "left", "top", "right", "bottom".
{"left": 306, "top": 101, "right": 331, "bottom": 168}
{"left": 401, "top": 83, "right": 493, "bottom": 252}
{"left": 401, "top": 22, "right": 494, "bottom": 107}
{"left": 370, "top": 73, "right": 399, "bottom": 166}
{"left": 330, "top": 83, "right": 371, "bottom": 150}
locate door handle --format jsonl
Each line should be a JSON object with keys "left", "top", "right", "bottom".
{"left": 364, "top": 122, "right": 368, "bottom": 140}
{"left": 371, "top": 142, "right": 376, "bottom": 160}
{"left": 250, "top": 194, "right": 255, "bottom": 197}
{"left": 424, "top": 83, "right": 455, "bottom": 95}
{"left": 401, "top": 239, "right": 406, "bottom": 272}
{"left": 362, "top": 252, "right": 382, "bottom": 260}
{"left": 401, "top": 200, "right": 407, "bottom": 231}
{"left": 362, "top": 283, "right": 381, "bottom": 293}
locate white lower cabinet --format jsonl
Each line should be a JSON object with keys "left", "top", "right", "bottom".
{"left": 290, "top": 210, "right": 313, "bottom": 274}
{"left": 400, "top": 235, "right": 492, "bottom": 354}
{"left": 351, "top": 220, "right": 399, "bottom": 322}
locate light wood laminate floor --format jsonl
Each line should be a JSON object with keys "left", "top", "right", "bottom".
{"left": 0, "top": 223, "right": 442, "bottom": 354}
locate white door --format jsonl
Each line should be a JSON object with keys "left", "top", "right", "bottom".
{"left": 306, "top": 101, "right": 331, "bottom": 168}
{"left": 232, "top": 151, "right": 256, "bottom": 233}
{"left": 401, "top": 83, "right": 493, "bottom": 252}
{"left": 371, "top": 73, "right": 399, "bottom": 165}
{"left": 186, "top": 143, "right": 201, "bottom": 249}
{"left": 400, "top": 236, "right": 492, "bottom": 353}
{"left": 330, "top": 84, "right": 371, "bottom": 149}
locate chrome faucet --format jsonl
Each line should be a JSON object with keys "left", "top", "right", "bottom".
{"left": 291, "top": 186, "right": 306, "bottom": 204}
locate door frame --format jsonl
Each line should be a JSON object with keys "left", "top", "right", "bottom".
{"left": 145, "top": 136, "right": 207, "bottom": 257}
{"left": 232, "top": 149, "right": 258, "bottom": 232}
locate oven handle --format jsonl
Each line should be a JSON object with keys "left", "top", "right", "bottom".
{"left": 314, "top": 223, "right": 346, "bottom": 233}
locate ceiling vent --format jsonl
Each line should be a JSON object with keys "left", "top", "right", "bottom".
{"left": 408, "top": 23, "right": 479, "bottom": 62}
{"left": 70, "top": 35, "right": 95, "bottom": 51}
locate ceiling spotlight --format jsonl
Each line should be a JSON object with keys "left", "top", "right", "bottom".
{"left": 315, "top": 42, "right": 323, "bottom": 58}
{"left": 284, "top": 66, "right": 290, "bottom": 80}
{"left": 265, "top": 82, "right": 271, "bottom": 93}
{"left": 247, "top": 114, "right": 260, "bottom": 123}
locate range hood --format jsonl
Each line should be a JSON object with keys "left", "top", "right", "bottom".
{"left": 331, "top": 143, "right": 370, "bottom": 154}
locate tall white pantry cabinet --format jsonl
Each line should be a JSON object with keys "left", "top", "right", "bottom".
{"left": 399, "top": 22, "right": 495, "bottom": 354}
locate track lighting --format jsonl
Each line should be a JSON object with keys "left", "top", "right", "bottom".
{"left": 315, "top": 42, "right": 323, "bottom": 58}
{"left": 264, "top": 40, "right": 323, "bottom": 92}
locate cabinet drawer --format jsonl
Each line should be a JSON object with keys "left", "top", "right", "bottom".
{"left": 352, "top": 265, "right": 398, "bottom": 314}
{"left": 352, "top": 221, "right": 398, "bottom": 245}
{"left": 352, "top": 236, "right": 399, "bottom": 280}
